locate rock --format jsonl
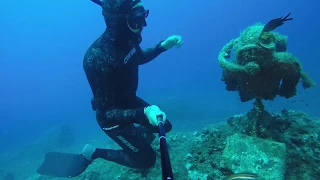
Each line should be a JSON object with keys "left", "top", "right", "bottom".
{"left": 220, "top": 133, "right": 286, "bottom": 180}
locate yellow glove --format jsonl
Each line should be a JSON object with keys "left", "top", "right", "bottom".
{"left": 144, "top": 105, "right": 167, "bottom": 126}
{"left": 161, "top": 35, "right": 183, "bottom": 50}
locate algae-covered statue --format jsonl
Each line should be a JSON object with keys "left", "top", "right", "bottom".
{"left": 214, "top": 14, "right": 320, "bottom": 179}
{"left": 218, "top": 13, "right": 316, "bottom": 102}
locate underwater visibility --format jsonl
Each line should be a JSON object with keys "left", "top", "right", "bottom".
{"left": 1, "top": 0, "right": 319, "bottom": 180}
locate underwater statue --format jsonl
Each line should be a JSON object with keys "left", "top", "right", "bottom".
{"left": 213, "top": 14, "right": 320, "bottom": 180}
{"left": 218, "top": 13, "right": 316, "bottom": 102}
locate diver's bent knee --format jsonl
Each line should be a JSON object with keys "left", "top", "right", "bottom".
{"left": 165, "top": 121, "right": 173, "bottom": 133}
{"left": 136, "top": 149, "right": 156, "bottom": 169}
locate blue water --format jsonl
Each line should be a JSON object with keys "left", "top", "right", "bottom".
{"left": 0, "top": 0, "right": 319, "bottom": 166}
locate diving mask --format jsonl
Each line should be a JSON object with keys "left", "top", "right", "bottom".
{"left": 127, "top": 6, "right": 149, "bottom": 29}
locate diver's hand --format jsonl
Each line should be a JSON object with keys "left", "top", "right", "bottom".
{"left": 144, "top": 105, "right": 167, "bottom": 126}
{"left": 161, "top": 35, "right": 183, "bottom": 50}
{"left": 262, "top": 13, "right": 293, "bottom": 32}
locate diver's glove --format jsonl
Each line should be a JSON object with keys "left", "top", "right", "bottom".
{"left": 160, "top": 35, "right": 183, "bottom": 50}
{"left": 144, "top": 105, "right": 167, "bottom": 126}
{"left": 262, "top": 13, "right": 293, "bottom": 32}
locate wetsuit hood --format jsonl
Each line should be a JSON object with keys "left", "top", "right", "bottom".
{"left": 101, "top": 0, "right": 146, "bottom": 44}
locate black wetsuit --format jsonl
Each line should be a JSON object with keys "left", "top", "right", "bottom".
{"left": 83, "top": 29, "right": 172, "bottom": 169}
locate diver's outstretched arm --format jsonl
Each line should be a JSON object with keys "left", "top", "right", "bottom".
{"left": 91, "top": 0, "right": 102, "bottom": 6}
{"left": 262, "top": 13, "right": 293, "bottom": 32}
{"left": 138, "top": 42, "right": 167, "bottom": 65}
